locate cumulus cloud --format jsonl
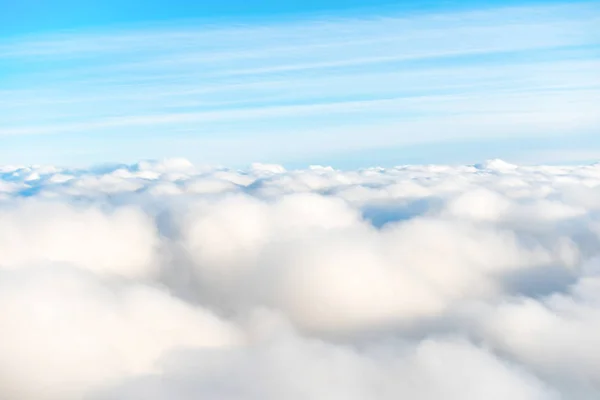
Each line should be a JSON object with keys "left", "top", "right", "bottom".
{"left": 0, "top": 201, "right": 159, "bottom": 278}
{"left": 1, "top": 158, "right": 600, "bottom": 399}
{"left": 96, "top": 327, "right": 557, "bottom": 400}
{"left": 0, "top": 267, "right": 241, "bottom": 400}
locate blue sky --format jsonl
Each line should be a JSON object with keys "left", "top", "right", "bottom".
{"left": 1, "top": 0, "right": 599, "bottom": 167}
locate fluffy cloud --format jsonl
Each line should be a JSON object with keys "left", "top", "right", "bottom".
{"left": 1, "top": 158, "right": 600, "bottom": 399}
{"left": 96, "top": 327, "right": 557, "bottom": 400}
{"left": 0, "top": 267, "right": 241, "bottom": 400}
{"left": 0, "top": 201, "right": 159, "bottom": 278}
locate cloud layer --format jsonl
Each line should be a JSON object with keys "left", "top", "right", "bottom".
{"left": 2, "top": 158, "right": 600, "bottom": 399}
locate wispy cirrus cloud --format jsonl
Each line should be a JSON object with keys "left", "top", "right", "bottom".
{"left": 1, "top": 2, "right": 599, "bottom": 165}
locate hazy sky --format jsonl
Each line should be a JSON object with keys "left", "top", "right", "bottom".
{"left": 1, "top": 0, "right": 599, "bottom": 167}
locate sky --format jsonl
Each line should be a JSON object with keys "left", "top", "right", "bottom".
{"left": 3, "top": 2, "right": 600, "bottom": 398}
{"left": 1, "top": 0, "right": 599, "bottom": 167}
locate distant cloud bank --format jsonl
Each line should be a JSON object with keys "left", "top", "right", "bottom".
{"left": 1, "top": 158, "right": 600, "bottom": 399}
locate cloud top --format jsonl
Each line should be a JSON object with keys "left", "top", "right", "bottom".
{"left": 1, "top": 158, "right": 600, "bottom": 399}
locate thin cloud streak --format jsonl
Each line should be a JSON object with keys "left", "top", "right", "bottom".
{"left": 0, "top": 2, "right": 599, "bottom": 164}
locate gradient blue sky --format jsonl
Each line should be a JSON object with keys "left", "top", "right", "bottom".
{"left": 1, "top": 0, "right": 599, "bottom": 167}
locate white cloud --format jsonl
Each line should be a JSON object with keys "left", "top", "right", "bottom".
{"left": 94, "top": 315, "right": 558, "bottom": 400}
{"left": 1, "top": 158, "right": 600, "bottom": 398}
{"left": 0, "top": 201, "right": 159, "bottom": 278}
{"left": 0, "top": 266, "right": 241, "bottom": 400}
